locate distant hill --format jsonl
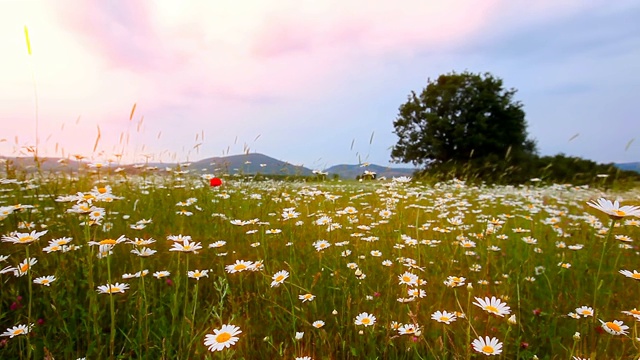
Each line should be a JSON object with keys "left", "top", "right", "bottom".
{"left": 191, "top": 153, "right": 314, "bottom": 176}
{"left": 0, "top": 153, "right": 416, "bottom": 179}
{"left": 0, "top": 156, "right": 84, "bottom": 171}
{"left": 326, "top": 164, "right": 416, "bottom": 179}
{"left": 191, "top": 154, "right": 417, "bottom": 178}
{"left": 616, "top": 162, "right": 640, "bottom": 173}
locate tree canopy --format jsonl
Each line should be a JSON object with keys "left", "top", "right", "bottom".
{"left": 391, "top": 71, "right": 537, "bottom": 168}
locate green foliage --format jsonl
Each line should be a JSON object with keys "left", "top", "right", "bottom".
{"left": 415, "top": 153, "right": 640, "bottom": 186}
{"left": 391, "top": 71, "right": 537, "bottom": 168}
{"left": 390, "top": 71, "right": 640, "bottom": 185}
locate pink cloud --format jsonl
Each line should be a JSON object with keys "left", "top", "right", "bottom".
{"left": 47, "top": 1, "right": 163, "bottom": 71}
{"left": 44, "top": 1, "right": 512, "bottom": 101}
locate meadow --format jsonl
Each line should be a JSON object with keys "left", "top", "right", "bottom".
{"left": 1, "top": 163, "right": 639, "bottom": 359}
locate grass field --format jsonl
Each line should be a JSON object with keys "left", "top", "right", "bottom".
{"left": 1, "top": 165, "right": 639, "bottom": 359}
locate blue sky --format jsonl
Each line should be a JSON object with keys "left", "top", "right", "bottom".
{"left": 1, "top": 1, "right": 638, "bottom": 168}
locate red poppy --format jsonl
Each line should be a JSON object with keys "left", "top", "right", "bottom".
{"left": 210, "top": 177, "right": 223, "bottom": 187}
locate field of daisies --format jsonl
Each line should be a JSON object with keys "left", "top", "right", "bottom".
{"left": 1, "top": 166, "right": 640, "bottom": 359}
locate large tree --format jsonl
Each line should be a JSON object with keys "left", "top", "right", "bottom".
{"left": 391, "top": 71, "right": 537, "bottom": 168}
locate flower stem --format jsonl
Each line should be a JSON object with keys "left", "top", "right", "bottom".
{"left": 170, "top": 252, "right": 181, "bottom": 348}
{"left": 107, "top": 253, "right": 115, "bottom": 360}
{"left": 180, "top": 254, "right": 190, "bottom": 353}
{"left": 138, "top": 257, "right": 147, "bottom": 357}
{"left": 25, "top": 245, "right": 32, "bottom": 360}
{"left": 502, "top": 325, "right": 512, "bottom": 360}
{"left": 593, "top": 219, "right": 616, "bottom": 322}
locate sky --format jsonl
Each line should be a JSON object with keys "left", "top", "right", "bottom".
{"left": 0, "top": 1, "right": 638, "bottom": 169}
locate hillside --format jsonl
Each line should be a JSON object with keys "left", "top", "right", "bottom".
{"left": 4, "top": 154, "right": 637, "bottom": 179}
{"left": 191, "top": 153, "right": 313, "bottom": 176}
{"left": 0, "top": 153, "right": 417, "bottom": 179}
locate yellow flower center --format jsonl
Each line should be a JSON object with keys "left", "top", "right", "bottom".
{"left": 606, "top": 322, "right": 621, "bottom": 332}
{"left": 631, "top": 309, "right": 640, "bottom": 315}
{"left": 361, "top": 318, "right": 371, "bottom": 325}
{"left": 234, "top": 264, "right": 247, "bottom": 271}
{"left": 194, "top": 272, "right": 201, "bottom": 277}
{"left": 98, "top": 187, "right": 107, "bottom": 193}
{"left": 216, "top": 332, "right": 232, "bottom": 343}
{"left": 19, "top": 236, "right": 34, "bottom": 243}
{"left": 275, "top": 275, "right": 284, "bottom": 282}
{"left": 631, "top": 273, "right": 640, "bottom": 279}
{"left": 402, "top": 276, "right": 411, "bottom": 282}
{"left": 485, "top": 305, "right": 499, "bottom": 314}
{"left": 440, "top": 316, "right": 450, "bottom": 322}
{"left": 110, "top": 286, "right": 120, "bottom": 293}
{"left": 20, "top": 264, "right": 29, "bottom": 272}
{"left": 580, "top": 310, "right": 592, "bottom": 315}
{"left": 100, "top": 239, "right": 116, "bottom": 245}
{"left": 614, "top": 210, "right": 626, "bottom": 217}
{"left": 13, "top": 329, "right": 24, "bottom": 335}
{"left": 83, "top": 194, "right": 96, "bottom": 201}
{"left": 482, "top": 345, "right": 495, "bottom": 353}
{"left": 42, "top": 279, "right": 49, "bottom": 284}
